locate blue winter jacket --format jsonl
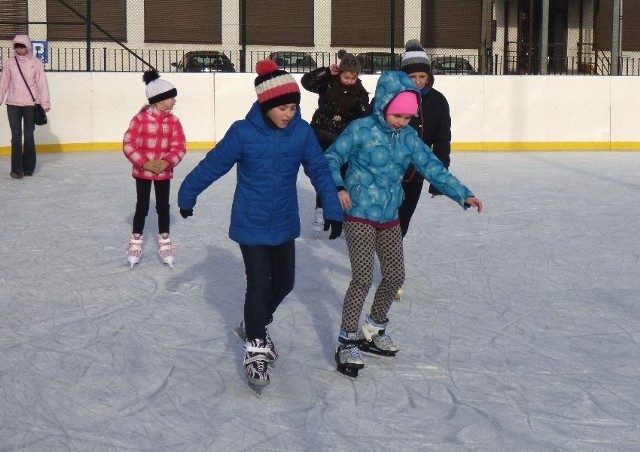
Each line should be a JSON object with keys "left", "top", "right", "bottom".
{"left": 178, "top": 102, "right": 343, "bottom": 246}
{"left": 324, "top": 71, "right": 473, "bottom": 223}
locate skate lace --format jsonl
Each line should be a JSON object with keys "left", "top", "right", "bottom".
{"left": 245, "top": 343, "right": 270, "bottom": 377}
{"left": 127, "top": 236, "right": 143, "bottom": 257}
{"left": 374, "top": 333, "right": 397, "bottom": 350}
{"left": 158, "top": 236, "right": 175, "bottom": 258}
{"left": 341, "top": 344, "right": 362, "bottom": 360}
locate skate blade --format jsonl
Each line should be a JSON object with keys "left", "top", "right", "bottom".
{"left": 358, "top": 347, "right": 397, "bottom": 358}
{"left": 233, "top": 325, "right": 246, "bottom": 341}
{"left": 336, "top": 364, "right": 361, "bottom": 379}
{"left": 248, "top": 379, "right": 269, "bottom": 396}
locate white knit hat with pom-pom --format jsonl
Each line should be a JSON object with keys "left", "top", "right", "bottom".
{"left": 143, "top": 70, "right": 177, "bottom": 104}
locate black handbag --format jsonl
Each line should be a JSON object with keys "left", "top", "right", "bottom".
{"left": 15, "top": 58, "right": 47, "bottom": 126}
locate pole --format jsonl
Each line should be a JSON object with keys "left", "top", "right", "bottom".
{"left": 240, "top": 0, "right": 247, "bottom": 72}
{"left": 611, "top": 0, "right": 622, "bottom": 75}
{"left": 86, "top": 0, "right": 91, "bottom": 71}
{"left": 540, "top": 0, "right": 549, "bottom": 74}
{"left": 390, "top": 0, "right": 396, "bottom": 56}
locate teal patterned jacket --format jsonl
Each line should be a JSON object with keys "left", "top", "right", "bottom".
{"left": 324, "top": 70, "right": 474, "bottom": 223}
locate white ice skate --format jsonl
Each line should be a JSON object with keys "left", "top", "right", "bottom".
{"left": 359, "top": 315, "right": 399, "bottom": 357}
{"left": 157, "top": 233, "right": 175, "bottom": 268}
{"left": 127, "top": 233, "right": 143, "bottom": 268}
{"left": 313, "top": 207, "right": 324, "bottom": 236}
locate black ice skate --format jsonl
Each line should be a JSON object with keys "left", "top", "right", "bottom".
{"left": 358, "top": 315, "right": 399, "bottom": 357}
{"left": 235, "top": 321, "right": 278, "bottom": 368}
{"left": 335, "top": 332, "right": 365, "bottom": 378}
{"left": 244, "top": 338, "right": 271, "bottom": 395}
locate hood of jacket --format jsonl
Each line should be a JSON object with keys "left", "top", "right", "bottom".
{"left": 371, "top": 70, "right": 421, "bottom": 133}
{"left": 12, "top": 35, "right": 32, "bottom": 53}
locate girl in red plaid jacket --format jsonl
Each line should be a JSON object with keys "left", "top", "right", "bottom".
{"left": 123, "top": 70, "right": 186, "bottom": 268}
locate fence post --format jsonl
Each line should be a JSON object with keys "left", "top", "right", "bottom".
{"left": 85, "top": 0, "right": 91, "bottom": 71}
{"left": 611, "top": 0, "right": 623, "bottom": 75}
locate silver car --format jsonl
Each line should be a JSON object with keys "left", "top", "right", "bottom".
{"left": 431, "top": 56, "right": 478, "bottom": 75}
{"left": 268, "top": 51, "right": 317, "bottom": 73}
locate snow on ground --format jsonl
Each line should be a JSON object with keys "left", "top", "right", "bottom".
{"left": 1, "top": 151, "right": 639, "bottom": 451}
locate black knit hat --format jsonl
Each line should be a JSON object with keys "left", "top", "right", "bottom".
{"left": 401, "top": 39, "right": 431, "bottom": 74}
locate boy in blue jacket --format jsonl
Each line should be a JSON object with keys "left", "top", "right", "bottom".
{"left": 178, "top": 60, "right": 343, "bottom": 391}
{"left": 325, "top": 70, "right": 482, "bottom": 378}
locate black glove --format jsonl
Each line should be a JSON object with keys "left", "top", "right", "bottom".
{"left": 180, "top": 208, "right": 193, "bottom": 219}
{"left": 323, "top": 220, "right": 343, "bottom": 240}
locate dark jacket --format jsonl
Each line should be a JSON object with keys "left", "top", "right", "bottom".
{"left": 301, "top": 67, "right": 370, "bottom": 149}
{"left": 404, "top": 86, "right": 451, "bottom": 195}
{"left": 178, "top": 101, "right": 343, "bottom": 246}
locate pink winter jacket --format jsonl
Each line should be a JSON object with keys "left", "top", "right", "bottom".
{"left": 0, "top": 35, "right": 51, "bottom": 109}
{"left": 123, "top": 106, "right": 187, "bottom": 181}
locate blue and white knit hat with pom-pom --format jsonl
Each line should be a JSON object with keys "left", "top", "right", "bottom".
{"left": 143, "top": 70, "right": 177, "bottom": 104}
{"left": 401, "top": 39, "right": 431, "bottom": 74}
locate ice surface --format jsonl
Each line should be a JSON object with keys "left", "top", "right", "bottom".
{"left": 1, "top": 151, "right": 639, "bottom": 451}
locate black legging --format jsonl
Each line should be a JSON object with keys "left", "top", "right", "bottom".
{"left": 398, "top": 179, "right": 424, "bottom": 237}
{"left": 132, "top": 178, "right": 171, "bottom": 235}
{"left": 240, "top": 241, "right": 295, "bottom": 340}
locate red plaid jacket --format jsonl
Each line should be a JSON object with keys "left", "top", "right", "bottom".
{"left": 123, "top": 106, "right": 186, "bottom": 180}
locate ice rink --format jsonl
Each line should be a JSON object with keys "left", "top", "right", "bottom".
{"left": 1, "top": 150, "right": 639, "bottom": 451}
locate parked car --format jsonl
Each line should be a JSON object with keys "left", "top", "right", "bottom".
{"left": 357, "top": 52, "right": 401, "bottom": 74}
{"left": 430, "top": 57, "right": 477, "bottom": 75}
{"left": 171, "top": 51, "right": 235, "bottom": 73}
{"left": 268, "top": 51, "right": 317, "bottom": 73}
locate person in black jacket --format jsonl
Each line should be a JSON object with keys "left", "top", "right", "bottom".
{"left": 301, "top": 50, "right": 370, "bottom": 235}
{"left": 398, "top": 40, "right": 452, "bottom": 238}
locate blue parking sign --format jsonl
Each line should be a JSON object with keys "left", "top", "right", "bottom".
{"left": 32, "top": 40, "right": 48, "bottom": 64}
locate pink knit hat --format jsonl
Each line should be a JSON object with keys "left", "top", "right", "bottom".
{"left": 385, "top": 91, "right": 418, "bottom": 115}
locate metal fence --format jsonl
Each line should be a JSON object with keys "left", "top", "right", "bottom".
{"left": 1, "top": 0, "right": 639, "bottom": 76}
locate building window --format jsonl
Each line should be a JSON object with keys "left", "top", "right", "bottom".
{"left": 0, "top": 0, "right": 28, "bottom": 40}
{"left": 47, "top": 0, "right": 126, "bottom": 41}
{"left": 422, "top": 0, "right": 482, "bottom": 49}
{"left": 244, "top": 0, "right": 314, "bottom": 46}
{"left": 145, "top": 0, "right": 222, "bottom": 44}
{"left": 331, "top": 0, "right": 405, "bottom": 47}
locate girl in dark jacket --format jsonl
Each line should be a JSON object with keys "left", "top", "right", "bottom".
{"left": 301, "top": 50, "right": 370, "bottom": 234}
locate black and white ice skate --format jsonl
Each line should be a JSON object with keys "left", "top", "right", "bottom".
{"left": 335, "top": 343, "right": 364, "bottom": 378}
{"left": 359, "top": 316, "right": 399, "bottom": 357}
{"left": 234, "top": 322, "right": 277, "bottom": 368}
{"left": 244, "top": 338, "right": 271, "bottom": 394}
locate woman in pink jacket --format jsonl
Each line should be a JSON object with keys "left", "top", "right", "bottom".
{"left": 0, "top": 35, "right": 51, "bottom": 179}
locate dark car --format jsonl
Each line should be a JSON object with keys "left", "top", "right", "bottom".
{"left": 430, "top": 56, "right": 477, "bottom": 75}
{"left": 357, "top": 52, "right": 401, "bottom": 74}
{"left": 268, "top": 51, "right": 317, "bottom": 73}
{"left": 171, "top": 51, "right": 235, "bottom": 73}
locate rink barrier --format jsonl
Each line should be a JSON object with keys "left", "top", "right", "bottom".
{"left": 1, "top": 73, "right": 640, "bottom": 154}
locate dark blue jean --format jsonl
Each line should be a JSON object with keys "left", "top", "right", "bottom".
{"left": 7, "top": 105, "right": 36, "bottom": 174}
{"left": 240, "top": 240, "right": 295, "bottom": 340}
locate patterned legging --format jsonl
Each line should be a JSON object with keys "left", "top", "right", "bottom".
{"left": 340, "top": 221, "right": 405, "bottom": 333}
